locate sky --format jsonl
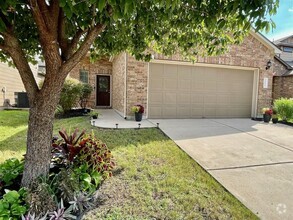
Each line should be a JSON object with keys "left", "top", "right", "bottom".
{"left": 261, "top": 0, "right": 293, "bottom": 41}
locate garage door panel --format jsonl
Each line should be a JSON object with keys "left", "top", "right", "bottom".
{"left": 204, "top": 108, "right": 217, "bottom": 117}
{"left": 204, "top": 82, "right": 217, "bottom": 91}
{"left": 191, "top": 108, "right": 204, "bottom": 118}
{"left": 149, "top": 78, "right": 163, "bottom": 90}
{"left": 204, "top": 95, "right": 217, "bottom": 103}
{"left": 177, "top": 93, "right": 190, "bottom": 104}
{"left": 164, "top": 79, "right": 177, "bottom": 90}
{"left": 177, "top": 106, "right": 191, "bottom": 118}
{"left": 149, "top": 63, "right": 254, "bottom": 119}
{"left": 163, "top": 106, "right": 177, "bottom": 118}
{"left": 178, "top": 80, "right": 191, "bottom": 90}
{"left": 148, "top": 106, "right": 162, "bottom": 118}
{"left": 191, "top": 94, "right": 204, "bottom": 104}
{"left": 191, "top": 82, "right": 204, "bottom": 91}
{"left": 164, "top": 65, "right": 177, "bottom": 77}
{"left": 164, "top": 92, "right": 177, "bottom": 104}
{"left": 150, "top": 63, "right": 164, "bottom": 78}
{"left": 149, "top": 92, "right": 163, "bottom": 104}
{"left": 178, "top": 65, "right": 192, "bottom": 78}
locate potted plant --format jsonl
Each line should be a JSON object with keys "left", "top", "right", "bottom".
{"left": 90, "top": 110, "right": 99, "bottom": 119}
{"left": 262, "top": 108, "right": 272, "bottom": 123}
{"left": 131, "top": 104, "right": 144, "bottom": 122}
{"left": 272, "top": 108, "right": 278, "bottom": 124}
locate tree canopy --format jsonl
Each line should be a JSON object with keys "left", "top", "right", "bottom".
{"left": 0, "top": 0, "right": 278, "bottom": 65}
{"left": 0, "top": 0, "right": 279, "bottom": 186}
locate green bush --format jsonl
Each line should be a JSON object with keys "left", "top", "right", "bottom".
{"left": 0, "top": 158, "right": 24, "bottom": 189}
{"left": 273, "top": 98, "right": 293, "bottom": 121}
{"left": 79, "top": 83, "right": 93, "bottom": 108}
{"left": 59, "top": 78, "right": 83, "bottom": 112}
{"left": 0, "top": 188, "right": 28, "bottom": 219}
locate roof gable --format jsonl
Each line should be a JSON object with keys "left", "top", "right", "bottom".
{"left": 249, "top": 30, "right": 282, "bottom": 54}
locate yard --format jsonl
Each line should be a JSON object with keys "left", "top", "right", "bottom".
{"left": 0, "top": 110, "right": 258, "bottom": 219}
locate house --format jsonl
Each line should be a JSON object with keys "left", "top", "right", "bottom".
{"left": 272, "top": 35, "right": 293, "bottom": 100}
{"left": 69, "top": 30, "right": 282, "bottom": 119}
{"left": 273, "top": 55, "right": 293, "bottom": 100}
{"left": 274, "top": 35, "right": 293, "bottom": 67}
{"left": 0, "top": 62, "right": 43, "bottom": 107}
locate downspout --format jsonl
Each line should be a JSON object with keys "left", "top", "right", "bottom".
{"left": 124, "top": 52, "right": 128, "bottom": 119}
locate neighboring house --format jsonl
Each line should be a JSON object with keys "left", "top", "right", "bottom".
{"left": 274, "top": 35, "right": 293, "bottom": 67}
{"left": 69, "top": 30, "right": 282, "bottom": 119}
{"left": 0, "top": 62, "right": 43, "bottom": 107}
{"left": 273, "top": 55, "right": 293, "bottom": 100}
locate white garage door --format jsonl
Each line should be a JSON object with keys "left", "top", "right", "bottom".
{"left": 148, "top": 63, "right": 254, "bottom": 119}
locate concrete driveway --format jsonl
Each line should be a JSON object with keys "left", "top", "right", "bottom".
{"left": 150, "top": 119, "right": 293, "bottom": 220}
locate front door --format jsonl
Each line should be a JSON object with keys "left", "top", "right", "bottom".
{"left": 96, "top": 75, "right": 110, "bottom": 106}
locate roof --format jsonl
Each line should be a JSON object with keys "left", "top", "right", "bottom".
{"left": 274, "top": 55, "right": 293, "bottom": 69}
{"left": 274, "top": 55, "right": 293, "bottom": 76}
{"left": 249, "top": 30, "right": 282, "bottom": 54}
{"left": 274, "top": 35, "right": 293, "bottom": 45}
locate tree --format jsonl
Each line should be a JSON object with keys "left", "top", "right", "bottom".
{"left": 0, "top": 0, "right": 278, "bottom": 186}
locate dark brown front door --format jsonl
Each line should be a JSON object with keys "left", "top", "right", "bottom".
{"left": 96, "top": 75, "right": 110, "bottom": 106}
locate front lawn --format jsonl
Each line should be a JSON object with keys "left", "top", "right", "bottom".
{"left": 0, "top": 110, "right": 258, "bottom": 219}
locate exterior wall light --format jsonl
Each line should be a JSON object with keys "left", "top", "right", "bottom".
{"left": 266, "top": 60, "right": 272, "bottom": 70}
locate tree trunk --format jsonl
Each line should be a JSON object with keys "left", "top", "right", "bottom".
{"left": 21, "top": 86, "right": 61, "bottom": 187}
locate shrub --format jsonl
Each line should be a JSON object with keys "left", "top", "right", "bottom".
{"left": 51, "top": 129, "right": 86, "bottom": 168}
{"left": 79, "top": 84, "right": 93, "bottom": 109}
{"left": 274, "top": 98, "right": 293, "bottom": 121}
{"left": 0, "top": 188, "right": 28, "bottom": 219}
{"left": 78, "top": 133, "right": 115, "bottom": 179}
{"left": 0, "top": 158, "right": 24, "bottom": 191}
{"left": 52, "top": 129, "right": 115, "bottom": 180}
{"left": 59, "top": 78, "right": 83, "bottom": 112}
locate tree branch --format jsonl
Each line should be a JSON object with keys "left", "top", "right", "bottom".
{"left": 2, "top": 31, "right": 38, "bottom": 101}
{"left": 0, "top": 42, "right": 9, "bottom": 51}
{"left": 29, "top": 0, "right": 49, "bottom": 36}
{"left": 64, "top": 29, "right": 87, "bottom": 60}
{"left": 48, "top": 0, "right": 60, "bottom": 37}
{"left": 60, "top": 24, "right": 106, "bottom": 75}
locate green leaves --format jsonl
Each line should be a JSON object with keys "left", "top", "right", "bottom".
{"left": 98, "top": 0, "right": 106, "bottom": 11}
{"left": 0, "top": 158, "right": 24, "bottom": 187}
{"left": 0, "top": 0, "right": 279, "bottom": 64}
{"left": 0, "top": 189, "right": 28, "bottom": 219}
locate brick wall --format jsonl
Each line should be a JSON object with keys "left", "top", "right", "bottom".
{"left": 112, "top": 53, "right": 126, "bottom": 114}
{"left": 69, "top": 57, "right": 112, "bottom": 108}
{"left": 273, "top": 76, "right": 293, "bottom": 100}
{"left": 126, "top": 33, "right": 275, "bottom": 116}
{"left": 126, "top": 55, "right": 148, "bottom": 116}
{"left": 273, "top": 57, "right": 289, "bottom": 76}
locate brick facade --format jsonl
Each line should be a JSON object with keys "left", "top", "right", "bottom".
{"left": 273, "top": 76, "right": 293, "bottom": 100}
{"left": 112, "top": 53, "right": 126, "bottom": 114}
{"left": 70, "top": 33, "right": 277, "bottom": 118}
{"left": 126, "top": 33, "right": 275, "bottom": 116}
{"left": 69, "top": 57, "right": 112, "bottom": 108}
{"left": 273, "top": 57, "right": 289, "bottom": 76}
{"left": 272, "top": 56, "right": 293, "bottom": 100}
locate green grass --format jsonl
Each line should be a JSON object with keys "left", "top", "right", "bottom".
{"left": 0, "top": 110, "right": 258, "bottom": 219}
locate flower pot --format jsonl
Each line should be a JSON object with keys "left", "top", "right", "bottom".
{"left": 135, "top": 112, "right": 143, "bottom": 122}
{"left": 272, "top": 118, "right": 278, "bottom": 124}
{"left": 263, "top": 114, "right": 271, "bottom": 123}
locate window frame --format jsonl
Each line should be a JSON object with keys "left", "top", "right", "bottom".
{"left": 283, "top": 46, "right": 293, "bottom": 53}
{"left": 79, "top": 69, "right": 89, "bottom": 83}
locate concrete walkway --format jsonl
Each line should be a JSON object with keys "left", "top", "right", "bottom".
{"left": 91, "top": 109, "right": 156, "bottom": 128}
{"left": 149, "top": 119, "right": 293, "bottom": 220}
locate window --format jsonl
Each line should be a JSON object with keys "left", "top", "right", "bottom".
{"left": 79, "top": 70, "right": 89, "bottom": 83}
{"left": 283, "top": 47, "right": 293, "bottom": 53}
